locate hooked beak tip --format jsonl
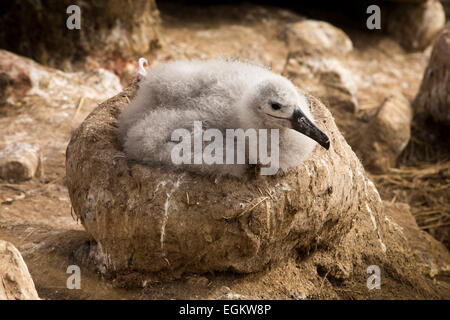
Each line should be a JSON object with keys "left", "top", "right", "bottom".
{"left": 291, "top": 109, "right": 330, "bottom": 151}
{"left": 321, "top": 139, "right": 330, "bottom": 150}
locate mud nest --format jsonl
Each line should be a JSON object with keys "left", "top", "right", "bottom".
{"left": 65, "top": 83, "right": 392, "bottom": 276}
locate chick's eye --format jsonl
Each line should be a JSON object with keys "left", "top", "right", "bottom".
{"left": 270, "top": 102, "right": 282, "bottom": 111}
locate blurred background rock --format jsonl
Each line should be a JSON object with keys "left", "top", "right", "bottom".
{"left": 0, "top": 0, "right": 160, "bottom": 79}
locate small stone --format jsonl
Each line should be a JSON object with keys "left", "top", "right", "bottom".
{"left": 223, "top": 292, "right": 246, "bottom": 300}
{"left": 221, "top": 286, "right": 231, "bottom": 293}
{"left": 0, "top": 142, "right": 41, "bottom": 182}
{"left": 186, "top": 276, "right": 209, "bottom": 287}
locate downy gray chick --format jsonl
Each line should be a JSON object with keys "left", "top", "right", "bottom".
{"left": 118, "top": 59, "right": 330, "bottom": 177}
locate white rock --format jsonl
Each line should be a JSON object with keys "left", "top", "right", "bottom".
{"left": 0, "top": 49, "right": 123, "bottom": 108}
{"left": 0, "top": 240, "right": 39, "bottom": 300}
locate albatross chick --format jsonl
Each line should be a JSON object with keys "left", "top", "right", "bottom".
{"left": 118, "top": 59, "right": 330, "bottom": 177}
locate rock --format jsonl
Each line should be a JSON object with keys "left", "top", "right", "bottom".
{"left": 443, "top": 0, "right": 450, "bottom": 19}
{"left": 186, "top": 276, "right": 209, "bottom": 287}
{"left": 0, "top": 142, "right": 41, "bottom": 182}
{"left": 357, "top": 93, "right": 413, "bottom": 173}
{"left": 0, "top": 1, "right": 160, "bottom": 69}
{"left": 386, "top": 0, "right": 446, "bottom": 51}
{"left": 0, "top": 50, "right": 123, "bottom": 108}
{"left": 414, "top": 26, "right": 450, "bottom": 126}
{"left": 383, "top": 202, "right": 450, "bottom": 279}
{"left": 284, "top": 20, "right": 353, "bottom": 56}
{"left": 0, "top": 58, "right": 32, "bottom": 106}
{"left": 0, "top": 240, "right": 39, "bottom": 300}
{"left": 284, "top": 56, "right": 358, "bottom": 112}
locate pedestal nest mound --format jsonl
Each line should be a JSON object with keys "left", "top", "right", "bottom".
{"left": 66, "top": 84, "right": 450, "bottom": 298}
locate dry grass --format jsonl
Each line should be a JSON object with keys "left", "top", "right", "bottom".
{"left": 371, "top": 121, "right": 450, "bottom": 248}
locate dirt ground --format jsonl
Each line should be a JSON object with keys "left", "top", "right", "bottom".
{"left": 0, "top": 3, "right": 449, "bottom": 299}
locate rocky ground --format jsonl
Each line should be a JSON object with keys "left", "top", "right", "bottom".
{"left": 0, "top": 2, "right": 449, "bottom": 299}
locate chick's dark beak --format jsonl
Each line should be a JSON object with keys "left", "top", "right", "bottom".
{"left": 291, "top": 109, "right": 330, "bottom": 150}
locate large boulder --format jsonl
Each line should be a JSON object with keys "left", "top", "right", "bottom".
{"left": 386, "top": 0, "right": 446, "bottom": 51}
{"left": 66, "top": 83, "right": 450, "bottom": 296}
{"left": 0, "top": 49, "right": 122, "bottom": 109}
{"left": 284, "top": 55, "right": 358, "bottom": 113}
{"left": 0, "top": 0, "right": 160, "bottom": 69}
{"left": 0, "top": 240, "right": 39, "bottom": 300}
{"left": 443, "top": 0, "right": 450, "bottom": 19}
{"left": 282, "top": 20, "right": 357, "bottom": 114}
{"left": 357, "top": 93, "right": 413, "bottom": 173}
{"left": 414, "top": 26, "right": 450, "bottom": 126}
{"left": 284, "top": 20, "right": 353, "bottom": 57}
